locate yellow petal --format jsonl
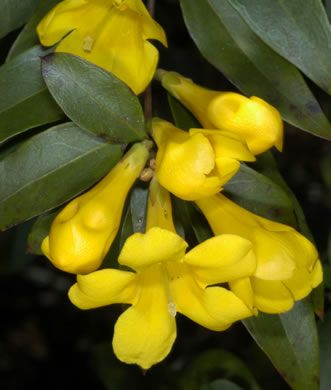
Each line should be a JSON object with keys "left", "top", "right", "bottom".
{"left": 283, "top": 259, "right": 323, "bottom": 300}
{"left": 151, "top": 118, "right": 188, "bottom": 147}
{"left": 183, "top": 234, "right": 256, "bottom": 284}
{"left": 168, "top": 263, "right": 253, "bottom": 331}
{"left": 113, "top": 264, "right": 176, "bottom": 369}
{"left": 251, "top": 277, "right": 294, "bottom": 314}
{"left": 208, "top": 93, "right": 283, "bottom": 155}
{"left": 125, "top": 0, "right": 167, "bottom": 46}
{"left": 42, "top": 142, "right": 149, "bottom": 274}
{"left": 155, "top": 128, "right": 222, "bottom": 201}
{"left": 196, "top": 194, "right": 318, "bottom": 281}
{"left": 37, "top": 0, "right": 99, "bottom": 47}
{"left": 146, "top": 176, "right": 176, "bottom": 232}
{"left": 189, "top": 128, "right": 255, "bottom": 162}
{"left": 229, "top": 277, "right": 257, "bottom": 315}
{"left": 38, "top": 0, "right": 167, "bottom": 94}
{"left": 68, "top": 268, "right": 137, "bottom": 309}
{"left": 118, "top": 227, "right": 188, "bottom": 270}
{"left": 214, "top": 157, "right": 241, "bottom": 186}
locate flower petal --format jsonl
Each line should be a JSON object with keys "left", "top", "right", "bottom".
{"left": 229, "top": 277, "right": 257, "bottom": 315}
{"left": 155, "top": 129, "right": 222, "bottom": 200}
{"left": 113, "top": 264, "right": 176, "bottom": 369}
{"left": 189, "top": 128, "right": 255, "bottom": 162}
{"left": 125, "top": 0, "right": 167, "bottom": 46}
{"left": 118, "top": 227, "right": 188, "bottom": 270}
{"left": 207, "top": 93, "right": 283, "bottom": 155}
{"left": 251, "top": 277, "right": 294, "bottom": 314}
{"left": 37, "top": 0, "right": 100, "bottom": 46}
{"left": 283, "top": 259, "right": 323, "bottom": 300}
{"left": 183, "top": 234, "right": 256, "bottom": 285}
{"left": 68, "top": 268, "right": 137, "bottom": 309}
{"left": 168, "top": 263, "right": 253, "bottom": 331}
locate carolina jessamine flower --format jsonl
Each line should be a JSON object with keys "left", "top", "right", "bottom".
{"left": 42, "top": 141, "right": 151, "bottom": 274}
{"left": 196, "top": 194, "right": 323, "bottom": 313}
{"left": 156, "top": 70, "right": 283, "bottom": 155}
{"left": 150, "top": 118, "right": 255, "bottom": 201}
{"left": 69, "top": 177, "right": 256, "bottom": 369}
{"left": 37, "top": 0, "right": 167, "bottom": 94}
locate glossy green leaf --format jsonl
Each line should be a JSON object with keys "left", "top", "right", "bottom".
{"left": 0, "top": 0, "right": 39, "bottom": 39}
{"left": 203, "top": 380, "right": 244, "bottom": 390}
{"left": 27, "top": 210, "right": 59, "bottom": 255}
{"left": 180, "top": 0, "right": 331, "bottom": 139}
{"left": 6, "top": 0, "right": 59, "bottom": 61}
{"left": 227, "top": 0, "right": 331, "bottom": 94}
{"left": 0, "top": 45, "right": 64, "bottom": 145}
{"left": 130, "top": 183, "right": 148, "bottom": 233}
{"left": 179, "top": 348, "right": 261, "bottom": 390}
{"left": 319, "top": 310, "right": 331, "bottom": 390}
{"left": 244, "top": 299, "right": 319, "bottom": 390}
{"left": 41, "top": 53, "right": 147, "bottom": 143}
{"left": 0, "top": 122, "right": 123, "bottom": 230}
{"left": 223, "top": 164, "right": 297, "bottom": 227}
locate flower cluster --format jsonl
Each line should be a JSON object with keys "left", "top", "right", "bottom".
{"left": 38, "top": 0, "right": 322, "bottom": 371}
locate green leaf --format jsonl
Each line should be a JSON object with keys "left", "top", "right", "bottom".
{"left": 6, "top": 0, "right": 59, "bottom": 61}
{"left": 130, "top": 183, "right": 148, "bottom": 233}
{"left": 27, "top": 210, "right": 59, "bottom": 255}
{"left": 168, "top": 93, "right": 200, "bottom": 131}
{"left": 243, "top": 299, "right": 319, "bottom": 390}
{"left": 172, "top": 196, "right": 213, "bottom": 243}
{"left": 203, "top": 380, "right": 244, "bottom": 390}
{"left": 179, "top": 348, "right": 261, "bottom": 390}
{"left": 227, "top": 0, "right": 331, "bottom": 94}
{"left": 179, "top": 0, "right": 331, "bottom": 139}
{"left": 223, "top": 164, "right": 297, "bottom": 227}
{"left": 0, "top": 45, "right": 64, "bottom": 145}
{"left": 0, "top": 122, "right": 123, "bottom": 230}
{"left": 319, "top": 310, "right": 331, "bottom": 390}
{"left": 0, "top": 0, "right": 39, "bottom": 40}
{"left": 41, "top": 53, "right": 147, "bottom": 143}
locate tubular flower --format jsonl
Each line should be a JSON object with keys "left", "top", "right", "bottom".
{"left": 150, "top": 118, "right": 255, "bottom": 201}
{"left": 196, "top": 194, "right": 323, "bottom": 314}
{"left": 37, "top": 0, "right": 167, "bottom": 94}
{"left": 42, "top": 141, "right": 151, "bottom": 274}
{"left": 69, "top": 178, "right": 256, "bottom": 369}
{"left": 156, "top": 70, "right": 283, "bottom": 155}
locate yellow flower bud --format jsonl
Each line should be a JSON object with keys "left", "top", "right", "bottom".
{"left": 37, "top": 0, "right": 167, "bottom": 94}
{"left": 156, "top": 70, "right": 283, "bottom": 155}
{"left": 42, "top": 141, "right": 151, "bottom": 274}
{"left": 196, "top": 194, "right": 323, "bottom": 313}
{"left": 150, "top": 118, "right": 255, "bottom": 201}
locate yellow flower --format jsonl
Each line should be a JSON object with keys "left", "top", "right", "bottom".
{"left": 150, "top": 118, "right": 255, "bottom": 201}
{"left": 156, "top": 70, "right": 283, "bottom": 155}
{"left": 37, "top": 0, "right": 167, "bottom": 94}
{"left": 42, "top": 141, "right": 151, "bottom": 274}
{"left": 196, "top": 194, "right": 323, "bottom": 314}
{"left": 69, "top": 178, "right": 256, "bottom": 369}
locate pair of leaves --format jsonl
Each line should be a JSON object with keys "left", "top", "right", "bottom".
{"left": 168, "top": 96, "right": 320, "bottom": 390}
{"left": 179, "top": 0, "right": 331, "bottom": 140}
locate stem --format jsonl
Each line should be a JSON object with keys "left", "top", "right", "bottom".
{"left": 147, "top": 0, "right": 155, "bottom": 18}
{"left": 144, "top": 0, "right": 155, "bottom": 122}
